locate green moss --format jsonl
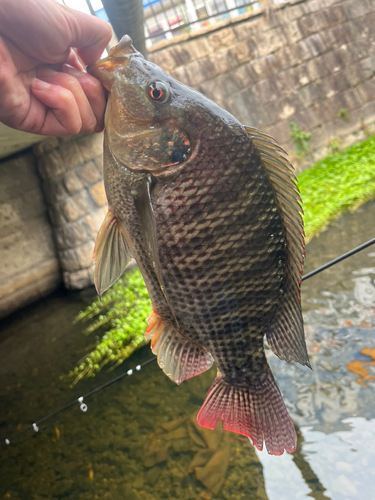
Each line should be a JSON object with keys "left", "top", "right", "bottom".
{"left": 299, "top": 135, "right": 375, "bottom": 242}
{"left": 68, "top": 267, "right": 151, "bottom": 384}
{"left": 70, "top": 136, "right": 375, "bottom": 381}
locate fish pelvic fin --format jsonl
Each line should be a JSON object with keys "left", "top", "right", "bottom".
{"left": 93, "top": 208, "right": 132, "bottom": 297}
{"left": 197, "top": 370, "right": 297, "bottom": 456}
{"left": 245, "top": 126, "right": 309, "bottom": 368}
{"left": 146, "top": 309, "right": 213, "bottom": 385}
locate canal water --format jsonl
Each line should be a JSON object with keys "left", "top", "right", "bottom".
{"left": 1, "top": 200, "right": 375, "bottom": 500}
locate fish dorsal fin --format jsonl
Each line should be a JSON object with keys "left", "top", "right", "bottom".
{"left": 93, "top": 208, "right": 132, "bottom": 297}
{"left": 245, "top": 126, "right": 310, "bottom": 367}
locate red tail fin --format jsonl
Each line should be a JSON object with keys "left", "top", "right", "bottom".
{"left": 197, "top": 371, "right": 296, "bottom": 455}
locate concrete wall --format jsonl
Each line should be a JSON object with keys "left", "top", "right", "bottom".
{"left": 0, "top": 152, "right": 60, "bottom": 318}
{"left": 148, "top": 0, "right": 375, "bottom": 166}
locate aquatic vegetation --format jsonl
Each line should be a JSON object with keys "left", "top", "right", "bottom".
{"left": 71, "top": 136, "right": 375, "bottom": 381}
{"left": 299, "top": 135, "right": 375, "bottom": 242}
{"left": 68, "top": 267, "right": 151, "bottom": 384}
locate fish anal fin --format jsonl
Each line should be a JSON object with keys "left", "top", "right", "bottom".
{"left": 146, "top": 309, "right": 213, "bottom": 385}
{"left": 93, "top": 208, "right": 131, "bottom": 297}
{"left": 197, "top": 371, "right": 297, "bottom": 456}
{"left": 245, "top": 126, "right": 308, "bottom": 368}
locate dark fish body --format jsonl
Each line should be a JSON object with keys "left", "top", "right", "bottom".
{"left": 88, "top": 36, "right": 310, "bottom": 455}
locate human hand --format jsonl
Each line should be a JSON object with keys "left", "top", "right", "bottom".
{"left": 0, "top": 0, "right": 112, "bottom": 136}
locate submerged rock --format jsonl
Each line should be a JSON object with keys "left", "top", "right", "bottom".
{"left": 161, "top": 417, "right": 187, "bottom": 432}
{"left": 144, "top": 438, "right": 169, "bottom": 467}
{"left": 188, "top": 449, "right": 214, "bottom": 472}
{"left": 187, "top": 423, "right": 206, "bottom": 448}
{"left": 195, "top": 446, "right": 230, "bottom": 495}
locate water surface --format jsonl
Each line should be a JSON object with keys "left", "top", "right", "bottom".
{"left": 1, "top": 200, "right": 375, "bottom": 500}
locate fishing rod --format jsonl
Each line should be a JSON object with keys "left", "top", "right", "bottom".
{"left": 2, "top": 235, "right": 375, "bottom": 449}
{"left": 2, "top": 357, "right": 157, "bottom": 448}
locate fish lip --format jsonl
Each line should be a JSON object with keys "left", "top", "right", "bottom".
{"left": 87, "top": 55, "right": 129, "bottom": 75}
{"left": 87, "top": 55, "right": 130, "bottom": 90}
{"left": 87, "top": 35, "right": 141, "bottom": 89}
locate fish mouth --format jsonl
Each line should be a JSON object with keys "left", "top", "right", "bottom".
{"left": 87, "top": 35, "right": 140, "bottom": 90}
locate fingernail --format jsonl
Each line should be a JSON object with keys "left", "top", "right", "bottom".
{"left": 38, "top": 66, "right": 57, "bottom": 77}
{"left": 32, "top": 78, "right": 52, "bottom": 90}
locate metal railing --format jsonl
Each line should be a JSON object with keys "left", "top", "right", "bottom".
{"left": 79, "top": 0, "right": 290, "bottom": 50}
{"left": 143, "top": 0, "right": 289, "bottom": 47}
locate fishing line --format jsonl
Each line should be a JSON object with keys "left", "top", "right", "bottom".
{"left": 1, "top": 357, "right": 157, "bottom": 449}
{"left": 302, "top": 236, "right": 375, "bottom": 281}
{"left": 2, "top": 236, "right": 375, "bottom": 449}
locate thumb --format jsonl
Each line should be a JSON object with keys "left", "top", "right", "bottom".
{"left": 66, "top": 9, "right": 112, "bottom": 65}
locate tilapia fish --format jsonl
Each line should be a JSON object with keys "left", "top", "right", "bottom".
{"left": 88, "top": 35, "right": 310, "bottom": 456}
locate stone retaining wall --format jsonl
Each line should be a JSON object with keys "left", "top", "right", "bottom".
{"left": 34, "top": 134, "right": 107, "bottom": 290}
{"left": 148, "top": 0, "right": 375, "bottom": 166}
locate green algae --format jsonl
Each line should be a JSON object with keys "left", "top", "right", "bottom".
{"left": 71, "top": 136, "right": 375, "bottom": 380}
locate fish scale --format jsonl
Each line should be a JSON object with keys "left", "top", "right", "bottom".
{"left": 154, "top": 123, "right": 284, "bottom": 381}
{"left": 88, "top": 35, "right": 309, "bottom": 456}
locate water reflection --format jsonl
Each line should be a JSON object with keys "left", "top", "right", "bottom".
{"left": 259, "top": 418, "right": 375, "bottom": 500}
{"left": 347, "top": 348, "right": 375, "bottom": 386}
{"left": 258, "top": 200, "right": 375, "bottom": 499}
{"left": 271, "top": 277, "right": 375, "bottom": 434}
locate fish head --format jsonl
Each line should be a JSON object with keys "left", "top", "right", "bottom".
{"left": 88, "top": 35, "right": 235, "bottom": 176}
{"left": 87, "top": 35, "right": 195, "bottom": 175}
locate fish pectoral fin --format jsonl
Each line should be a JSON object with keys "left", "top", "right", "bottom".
{"left": 93, "top": 208, "right": 132, "bottom": 297}
{"left": 197, "top": 370, "right": 297, "bottom": 456}
{"left": 133, "top": 177, "right": 161, "bottom": 285}
{"left": 146, "top": 309, "right": 213, "bottom": 385}
{"left": 133, "top": 177, "right": 179, "bottom": 326}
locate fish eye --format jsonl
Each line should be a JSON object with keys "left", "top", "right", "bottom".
{"left": 148, "top": 81, "right": 170, "bottom": 104}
